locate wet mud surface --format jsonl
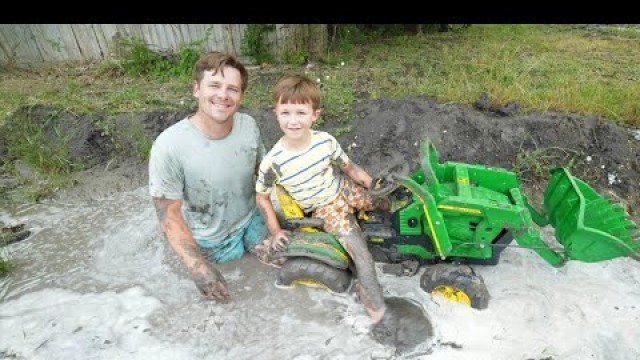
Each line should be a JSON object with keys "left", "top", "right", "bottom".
{"left": 370, "top": 296, "right": 434, "bottom": 355}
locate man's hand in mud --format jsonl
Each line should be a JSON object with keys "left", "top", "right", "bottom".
{"left": 269, "top": 230, "right": 289, "bottom": 251}
{"left": 193, "top": 267, "right": 230, "bottom": 303}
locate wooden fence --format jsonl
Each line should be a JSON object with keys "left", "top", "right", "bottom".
{"left": 0, "top": 24, "right": 327, "bottom": 67}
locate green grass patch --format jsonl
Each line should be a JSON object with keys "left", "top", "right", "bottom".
{"left": 3, "top": 108, "right": 77, "bottom": 175}
{"left": 0, "top": 254, "right": 10, "bottom": 276}
{"left": 3, "top": 25, "right": 639, "bottom": 127}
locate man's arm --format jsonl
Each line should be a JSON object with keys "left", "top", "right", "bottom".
{"left": 152, "top": 196, "right": 230, "bottom": 302}
{"left": 255, "top": 192, "right": 288, "bottom": 250}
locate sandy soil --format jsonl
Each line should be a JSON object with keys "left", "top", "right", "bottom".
{"left": 40, "top": 96, "right": 640, "bottom": 221}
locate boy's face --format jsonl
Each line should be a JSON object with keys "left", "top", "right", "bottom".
{"left": 274, "top": 101, "right": 320, "bottom": 141}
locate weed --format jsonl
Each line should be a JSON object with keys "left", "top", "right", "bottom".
{"left": 332, "top": 125, "right": 352, "bottom": 137}
{"left": 284, "top": 49, "right": 309, "bottom": 67}
{"left": 3, "top": 108, "right": 76, "bottom": 175}
{"left": 512, "top": 146, "right": 582, "bottom": 185}
{"left": 0, "top": 252, "right": 10, "bottom": 275}
{"left": 116, "top": 35, "right": 206, "bottom": 80}
{"left": 128, "top": 122, "right": 153, "bottom": 160}
{"left": 95, "top": 117, "right": 117, "bottom": 138}
{"left": 241, "top": 24, "right": 275, "bottom": 65}
{"left": 305, "top": 69, "right": 355, "bottom": 125}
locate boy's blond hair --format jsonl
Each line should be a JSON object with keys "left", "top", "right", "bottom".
{"left": 272, "top": 73, "right": 321, "bottom": 110}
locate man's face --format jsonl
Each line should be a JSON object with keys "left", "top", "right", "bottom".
{"left": 193, "top": 66, "right": 243, "bottom": 124}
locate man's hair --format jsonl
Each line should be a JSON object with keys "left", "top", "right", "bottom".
{"left": 194, "top": 51, "right": 249, "bottom": 92}
{"left": 272, "top": 73, "right": 321, "bottom": 110}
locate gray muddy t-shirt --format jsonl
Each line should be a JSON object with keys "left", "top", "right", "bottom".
{"left": 148, "top": 112, "right": 265, "bottom": 242}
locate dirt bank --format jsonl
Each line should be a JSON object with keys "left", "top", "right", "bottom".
{"left": 25, "top": 96, "right": 637, "bottom": 221}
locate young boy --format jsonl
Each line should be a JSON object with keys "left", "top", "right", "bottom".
{"left": 255, "top": 73, "right": 387, "bottom": 323}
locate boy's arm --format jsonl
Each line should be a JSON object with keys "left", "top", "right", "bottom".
{"left": 340, "top": 160, "right": 391, "bottom": 211}
{"left": 340, "top": 161, "right": 373, "bottom": 189}
{"left": 256, "top": 192, "right": 289, "bottom": 250}
{"left": 152, "top": 196, "right": 229, "bottom": 302}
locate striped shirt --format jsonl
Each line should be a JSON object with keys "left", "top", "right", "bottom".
{"left": 256, "top": 131, "right": 349, "bottom": 211}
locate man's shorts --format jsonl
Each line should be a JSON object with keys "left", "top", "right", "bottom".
{"left": 312, "top": 177, "right": 375, "bottom": 236}
{"left": 195, "top": 208, "right": 268, "bottom": 263}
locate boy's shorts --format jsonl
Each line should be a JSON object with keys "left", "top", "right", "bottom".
{"left": 312, "top": 177, "right": 375, "bottom": 235}
{"left": 195, "top": 208, "right": 268, "bottom": 263}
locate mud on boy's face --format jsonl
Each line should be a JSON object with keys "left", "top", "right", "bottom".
{"left": 273, "top": 101, "right": 321, "bottom": 141}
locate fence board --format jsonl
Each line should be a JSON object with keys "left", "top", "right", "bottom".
{"left": 117, "top": 24, "right": 143, "bottom": 41}
{"left": 168, "top": 24, "right": 184, "bottom": 48}
{"left": 212, "top": 24, "right": 226, "bottom": 53}
{"left": 153, "top": 24, "right": 168, "bottom": 50}
{"left": 0, "top": 24, "right": 327, "bottom": 67}
{"left": 140, "top": 24, "right": 158, "bottom": 51}
{"left": 33, "top": 24, "right": 83, "bottom": 62}
{"left": 186, "top": 24, "right": 202, "bottom": 46}
{"left": 0, "top": 24, "right": 43, "bottom": 65}
{"left": 0, "top": 29, "right": 9, "bottom": 64}
{"left": 224, "top": 24, "right": 235, "bottom": 56}
{"left": 190, "top": 24, "right": 213, "bottom": 49}
{"left": 152, "top": 24, "right": 172, "bottom": 51}
{"left": 180, "top": 24, "right": 194, "bottom": 45}
{"left": 264, "top": 25, "right": 278, "bottom": 61}
{"left": 272, "top": 24, "right": 285, "bottom": 61}
{"left": 232, "top": 24, "right": 246, "bottom": 57}
{"left": 70, "top": 24, "right": 104, "bottom": 60}
{"left": 93, "top": 24, "right": 116, "bottom": 58}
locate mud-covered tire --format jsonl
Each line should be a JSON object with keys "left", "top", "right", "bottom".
{"left": 277, "top": 257, "right": 353, "bottom": 294}
{"left": 420, "top": 263, "right": 490, "bottom": 309}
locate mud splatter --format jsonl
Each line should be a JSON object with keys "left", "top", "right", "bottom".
{"left": 370, "top": 296, "right": 434, "bottom": 354}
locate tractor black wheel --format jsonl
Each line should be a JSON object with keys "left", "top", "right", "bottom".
{"left": 277, "top": 257, "right": 353, "bottom": 294}
{"left": 420, "top": 263, "right": 490, "bottom": 309}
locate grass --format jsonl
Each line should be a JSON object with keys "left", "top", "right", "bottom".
{"left": 0, "top": 24, "right": 639, "bottom": 204}
{"left": 0, "top": 255, "right": 9, "bottom": 275}
{"left": 2, "top": 25, "right": 639, "bottom": 128}
{"left": 343, "top": 24, "right": 640, "bottom": 126}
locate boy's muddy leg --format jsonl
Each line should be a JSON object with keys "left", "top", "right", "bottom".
{"left": 337, "top": 216, "right": 386, "bottom": 322}
{"left": 337, "top": 219, "right": 433, "bottom": 352}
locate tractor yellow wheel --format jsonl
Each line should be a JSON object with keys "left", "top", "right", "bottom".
{"left": 277, "top": 258, "right": 353, "bottom": 294}
{"left": 431, "top": 285, "right": 472, "bottom": 306}
{"left": 290, "top": 278, "right": 332, "bottom": 290}
{"left": 420, "top": 263, "right": 490, "bottom": 309}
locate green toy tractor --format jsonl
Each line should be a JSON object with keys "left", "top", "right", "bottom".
{"left": 270, "top": 138, "right": 640, "bottom": 309}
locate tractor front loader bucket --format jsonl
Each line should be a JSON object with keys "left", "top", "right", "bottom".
{"left": 543, "top": 167, "right": 640, "bottom": 262}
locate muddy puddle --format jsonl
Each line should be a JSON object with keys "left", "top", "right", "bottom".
{"left": 1, "top": 187, "right": 442, "bottom": 359}
{"left": 1, "top": 185, "right": 639, "bottom": 359}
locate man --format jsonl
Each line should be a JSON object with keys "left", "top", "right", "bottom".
{"left": 149, "top": 51, "right": 268, "bottom": 302}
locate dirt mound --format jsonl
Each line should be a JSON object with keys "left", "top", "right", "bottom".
{"left": 340, "top": 97, "right": 639, "bottom": 212}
